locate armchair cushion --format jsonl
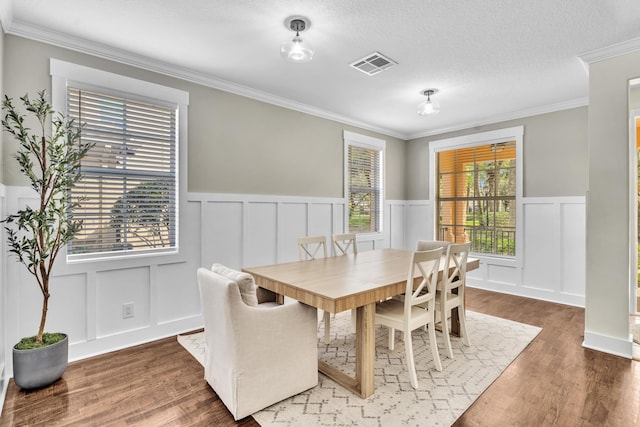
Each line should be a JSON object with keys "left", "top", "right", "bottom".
{"left": 211, "top": 263, "right": 259, "bottom": 307}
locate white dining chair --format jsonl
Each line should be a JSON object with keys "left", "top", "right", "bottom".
{"left": 375, "top": 247, "right": 443, "bottom": 388}
{"left": 297, "top": 235, "right": 332, "bottom": 343}
{"left": 391, "top": 240, "right": 453, "bottom": 340}
{"left": 297, "top": 235, "right": 328, "bottom": 260}
{"left": 416, "top": 239, "right": 452, "bottom": 252}
{"left": 331, "top": 233, "right": 358, "bottom": 256}
{"left": 436, "top": 242, "right": 471, "bottom": 359}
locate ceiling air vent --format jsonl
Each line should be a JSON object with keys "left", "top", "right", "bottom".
{"left": 350, "top": 52, "right": 397, "bottom": 76}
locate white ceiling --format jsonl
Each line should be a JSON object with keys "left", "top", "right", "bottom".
{"left": 3, "top": 0, "right": 640, "bottom": 139}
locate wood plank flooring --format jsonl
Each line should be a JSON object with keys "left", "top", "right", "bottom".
{"left": 2, "top": 288, "right": 640, "bottom": 426}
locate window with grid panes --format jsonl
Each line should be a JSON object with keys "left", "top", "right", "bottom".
{"left": 344, "top": 131, "right": 384, "bottom": 234}
{"left": 436, "top": 141, "right": 516, "bottom": 256}
{"left": 66, "top": 87, "right": 178, "bottom": 257}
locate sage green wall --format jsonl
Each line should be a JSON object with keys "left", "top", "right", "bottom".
{"left": 405, "top": 107, "right": 588, "bottom": 199}
{"left": 585, "top": 51, "right": 640, "bottom": 345}
{"left": 2, "top": 35, "right": 406, "bottom": 199}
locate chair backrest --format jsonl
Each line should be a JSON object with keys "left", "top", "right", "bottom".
{"left": 196, "top": 268, "right": 239, "bottom": 384}
{"left": 297, "top": 235, "right": 328, "bottom": 261}
{"left": 442, "top": 243, "right": 470, "bottom": 293}
{"left": 331, "top": 233, "right": 358, "bottom": 256}
{"left": 416, "top": 240, "right": 452, "bottom": 251}
{"left": 405, "top": 248, "right": 443, "bottom": 315}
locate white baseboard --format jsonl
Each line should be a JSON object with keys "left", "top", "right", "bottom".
{"left": 583, "top": 331, "right": 632, "bottom": 359}
{"left": 468, "top": 280, "right": 585, "bottom": 308}
{"left": 67, "top": 315, "right": 202, "bottom": 363}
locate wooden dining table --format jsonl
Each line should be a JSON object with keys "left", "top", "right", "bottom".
{"left": 243, "top": 248, "right": 480, "bottom": 398}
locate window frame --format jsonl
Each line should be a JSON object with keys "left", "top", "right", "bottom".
{"left": 50, "top": 59, "right": 189, "bottom": 262}
{"left": 429, "top": 126, "right": 523, "bottom": 261}
{"left": 343, "top": 130, "right": 385, "bottom": 237}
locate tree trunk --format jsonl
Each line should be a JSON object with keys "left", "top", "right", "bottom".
{"left": 37, "top": 277, "right": 49, "bottom": 344}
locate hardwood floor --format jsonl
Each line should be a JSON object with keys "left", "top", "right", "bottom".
{"left": 2, "top": 288, "right": 639, "bottom": 426}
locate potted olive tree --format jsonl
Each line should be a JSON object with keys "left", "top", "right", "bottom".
{"left": 2, "top": 90, "right": 92, "bottom": 389}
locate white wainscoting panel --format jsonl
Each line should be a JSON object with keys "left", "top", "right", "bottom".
{"left": 523, "top": 202, "right": 558, "bottom": 292}
{"left": 2, "top": 188, "right": 587, "bottom": 378}
{"left": 96, "top": 267, "right": 150, "bottom": 338}
{"left": 561, "top": 202, "right": 587, "bottom": 297}
{"left": 309, "top": 203, "right": 334, "bottom": 239}
{"left": 387, "top": 201, "right": 407, "bottom": 249}
{"left": 156, "top": 261, "right": 202, "bottom": 325}
{"left": 191, "top": 193, "right": 356, "bottom": 269}
{"left": 245, "top": 202, "right": 278, "bottom": 267}
{"left": 18, "top": 272, "right": 89, "bottom": 344}
{"left": 278, "top": 202, "right": 308, "bottom": 261}
{"left": 467, "top": 197, "right": 586, "bottom": 307}
{"left": 4, "top": 186, "right": 202, "bottom": 374}
{"left": 405, "top": 200, "right": 435, "bottom": 249}
{"left": 487, "top": 263, "right": 520, "bottom": 287}
{"left": 202, "top": 201, "right": 243, "bottom": 268}
{"left": 405, "top": 198, "right": 585, "bottom": 307}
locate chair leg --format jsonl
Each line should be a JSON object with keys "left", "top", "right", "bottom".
{"left": 428, "top": 323, "right": 443, "bottom": 372}
{"left": 441, "top": 306, "right": 454, "bottom": 359}
{"left": 458, "top": 306, "right": 470, "bottom": 346}
{"left": 388, "top": 327, "right": 395, "bottom": 350}
{"left": 323, "top": 311, "right": 331, "bottom": 344}
{"left": 405, "top": 331, "right": 419, "bottom": 389}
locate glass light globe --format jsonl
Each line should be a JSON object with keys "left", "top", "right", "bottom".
{"left": 280, "top": 36, "right": 314, "bottom": 63}
{"left": 417, "top": 98, "right": 440, "bottom": 116}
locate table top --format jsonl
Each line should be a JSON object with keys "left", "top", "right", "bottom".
{"left": 244, "top": 248, "right": 479, "bottom": 313}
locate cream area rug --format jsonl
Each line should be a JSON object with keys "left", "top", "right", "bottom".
{"left": 178, "top": 310, "right": 541, "bottom": 426}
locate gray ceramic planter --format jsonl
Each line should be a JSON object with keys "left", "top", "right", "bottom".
{"left": 12, "top": 334, "right": 68, "bottom": 390}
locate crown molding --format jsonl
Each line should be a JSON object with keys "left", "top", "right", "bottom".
{"left": 579, "top": 36, "right": 640, "bottom": 66}
{"left": 5, "top": 19, "right": 407, "bottom": 140}
{"left": 0, "top": 0, "right": 13, "bottom": 33}
{"left": 406, "top": 97, "right": 589, "bottom": 140}
{"left": 4, "top": 19, "right": 599, "bottom": 143}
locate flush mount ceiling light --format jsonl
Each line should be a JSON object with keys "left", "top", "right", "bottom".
{"left": 281, "top": 16, "right": 314, "bottom": 63}
{"left": 417, "top": 89, "right": 440, "bottom": 116}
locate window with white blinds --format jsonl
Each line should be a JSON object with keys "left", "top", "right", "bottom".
{"left": 66, "top": 87, "right": 178, "bottom": 257}
{"left": 344, "top": 131, "right": 385, "bottom": 234}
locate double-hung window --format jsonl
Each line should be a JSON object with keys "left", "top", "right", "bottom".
{"left": 344, "top": 131, "right": 385, "bottom": 234}
{"left": 51, "top": 59, "right": 189, "bottom": 260}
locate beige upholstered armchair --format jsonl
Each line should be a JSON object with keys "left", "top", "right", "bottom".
{"left": 196, "top": 266, "right": 318, "bottom": 420}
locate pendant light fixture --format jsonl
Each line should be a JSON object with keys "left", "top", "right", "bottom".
{"left": 417, "top": 89, "right": 440, "bottom": 116}
{"left": 281, "top": 16, "right": 314, "bottom": 63}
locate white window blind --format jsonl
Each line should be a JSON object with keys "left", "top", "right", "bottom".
{"left": 345, "top": 132, "right": 384, "bottom": 234}
{"left": 66, "top": 87, "right": 178, "bottom": 257}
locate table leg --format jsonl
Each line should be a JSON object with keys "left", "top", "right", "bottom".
{"left": 355, "top": 303, "right": 376, "bottom": 398}
{"left": 317, "top": 303, "right": 376, "bottom": 398}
